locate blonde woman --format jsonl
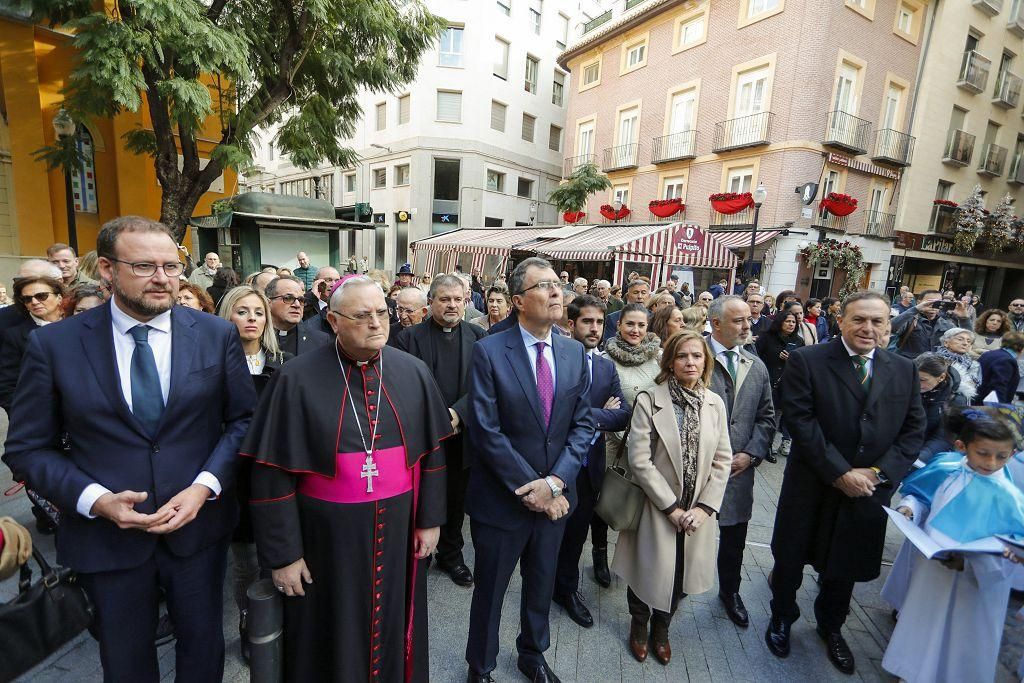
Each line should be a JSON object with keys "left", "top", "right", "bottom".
{"left": 680, "top": 305, "right": 708, "bottom": 334}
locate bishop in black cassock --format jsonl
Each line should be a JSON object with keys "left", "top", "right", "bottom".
{"left": 243, "top": 277, "right": 452, "bottom": 682}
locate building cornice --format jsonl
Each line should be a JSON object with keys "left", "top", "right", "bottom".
{"left": 558, "top": 0, "right": 694, "bottom": 70}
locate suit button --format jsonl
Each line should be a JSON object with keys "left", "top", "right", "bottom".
{"left": 152, "top": 443, "right": 160, "bottom": 453}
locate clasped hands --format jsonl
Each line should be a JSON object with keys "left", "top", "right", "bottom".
{"left": 515, "top": 477, "right": 568, "bottom": 521}
{"left": 90, "top": 484, "right": 212, "bottom": 534}
{"left": 832, "top": 468, "right": 880, "bottom": 498}
{"left": 667, "top": 506, "right": 708, "bottom": 536}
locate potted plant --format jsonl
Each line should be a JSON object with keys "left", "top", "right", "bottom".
{"left": 932, "top": 199, "right": 959, "bottom": 209}
{"left": 649, "top": 198, "right": 684, "bottom": 218}
{"left": 562, "top": 211, "right": 586, "bottom": 223}
{"left": 548, "top": 162, "right": 612, "bottom": 224}
{"left": 709, "top": 192, "right": 754, "bottom": 215}
{"left": 600, "top": 204, "right": 631, "bottom": 220}
{"left": 819, "top": 192, "right": 858, "bottom": 217}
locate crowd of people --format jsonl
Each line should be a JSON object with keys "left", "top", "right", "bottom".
{"left": 3, "top": 215, "right": 1024, "bottom": 683}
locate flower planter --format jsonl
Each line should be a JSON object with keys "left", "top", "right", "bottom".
{"left": 820, "top": 193, "right": 858, "bottom": 217}
{"left": 600, "top": 204, "right": 631, "bottom": 221}
{"left": 933, "top": 199, "right": 959, "bottom": 209}
{"left": 649, "top": 199, "right": 684, "bottom": 218}
{"left": 709, "top": 193, "right": 754, "bottom": 215}
{"left": 563, "top": 211, "right": 586, "bottom": 223}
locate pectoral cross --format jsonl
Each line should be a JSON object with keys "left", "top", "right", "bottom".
{"left": 361, "top": 455, "right": 380, "bottom": 493}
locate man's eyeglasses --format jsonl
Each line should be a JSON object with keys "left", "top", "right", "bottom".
{"left": 520, "top": 280, "right": 562, "bottom": 294}
{"left": 269, "top": 294, "right": 303, "bottom": 306}
{"left": 19, "top": 292, "right": 55, "bottom": 305}
{"left": 333, "top": 308, "right": 390, "bottom": 325}
{"left": 396, "top": 306, "right": 420, "bottom": 316}
{"left": 108, "top": 258, "right": 184, "bottom": 278}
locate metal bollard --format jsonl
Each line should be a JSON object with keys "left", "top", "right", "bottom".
{"left": 247, "top": 578, "right": 283, "bottom": 683}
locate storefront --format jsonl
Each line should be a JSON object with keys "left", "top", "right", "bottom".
{"left": 410, "top": 226, "right": 561, "bottom": 283}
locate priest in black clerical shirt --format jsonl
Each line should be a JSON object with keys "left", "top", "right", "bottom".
{"left": 398, "top": 274, "right": 486, "bottom": 587}
{"left": 267, "top": 275, "right": 331, "bottom": 356}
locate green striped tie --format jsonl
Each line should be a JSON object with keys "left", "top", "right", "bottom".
{"left": 853, "top": 355, "right": 870, "bottom": 391}
{"left": 725, "top": 350, "right": 737, "bottom": 383}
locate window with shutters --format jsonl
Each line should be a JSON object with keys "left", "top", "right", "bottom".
{"left": 398, "top": 95, "right": 410, "bottom": 125}
{"left": 437, "top": 90, "right": 462, "bottom": 122}
{"left": 549, "top": 124, "right": 562, "bottom": 151}
{"left": 373, "top": 168, "right": 387, "bottom": 189}
{"left": 395, "top": 164, "right": 410, "bottom": 186}
{"left": 525, "top": 55, "right": 539, "bottom": 94}
{"left": 580, "top": 58, "right": 601, "bottom": 91}
{"left": 522, "top": 113, "right": 536, "bottom": 142}
{"left": 612, "top": 184, "right": 630, "bottom": 206}
{"left": 576, "top": 119, "right": 595, "bottom": 157}
{"left": 517, "top": 177, "right": 534, "bottom": 198}
{"left": 494, "top": 38, "right": 510, "bottom": 79}
{"left": 739, "top": 0, "right": 783, "bottom": 28}
{"left": 528, "top": 0, "right": 542, "bottom": 35}
{"left": 491, "top": 100, "right": 507, "bottom": 131}
{"left": 552, "top": 71, "right": 565, "bottom": 106}
{"left": 439, "top": 27, "right": 464, "bottom": 67}
{"left": 375, "top": 102, "right": 387, "bottom": 131}
{"left": 486, "top": 170, "right": 506, "bottom": 192}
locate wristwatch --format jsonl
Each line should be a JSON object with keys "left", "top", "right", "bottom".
{"left": 870, "top": 466, "right": 889, "bottom": 485}
{"left": 544, "top": 476, "right": 563, "bottom": 498}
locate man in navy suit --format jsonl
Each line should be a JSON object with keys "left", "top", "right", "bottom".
{"left": 3, "top": 216, "right": 255, "bottom": 682}
{"left": 976, "top": 332, "right": 1024, "bottom": 403}
{"left": 465, "top": 257, "right": 595, "bottom": 683}
{"left": 553, "top": 295, "right": 629, "bottom": 628}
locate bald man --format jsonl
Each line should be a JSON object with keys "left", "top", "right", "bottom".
{"left": 188, "top": 252, "right": 221, "bottom": 289}
{"left": 302, "top": 266, "right": 342, "bottom": 334}
{"left": 252, "top": 271, "right": 277, "bottom": 295}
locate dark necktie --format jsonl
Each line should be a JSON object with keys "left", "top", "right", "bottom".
{"left": 130, "top": 325, "right": 164, "bottom": 434}
{"left": 724, "top": 350, "right": 738, "bottom": 383}
{"left": 535, "top": 341, "right": 553, "bottom": 428}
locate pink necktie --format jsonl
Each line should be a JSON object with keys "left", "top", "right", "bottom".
{"left": 535, "top": 341, "right": 553, "bottom": 428}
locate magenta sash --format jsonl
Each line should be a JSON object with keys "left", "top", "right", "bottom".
{"left": 297, "top": 446, "right": 412, "bottom": 503}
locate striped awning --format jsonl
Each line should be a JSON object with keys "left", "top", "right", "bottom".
{"left": 535, "top": 223, "right": 738, "bottom": 269}
{"left": 708, "top": 230, "right": 782, "bottom": 249}
{"left": 410, "top": 226, "right": 559, "bottom": 275}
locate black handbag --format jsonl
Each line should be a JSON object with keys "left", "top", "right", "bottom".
{"left": 0, "top": 548, "right": 94, "bottom": 683}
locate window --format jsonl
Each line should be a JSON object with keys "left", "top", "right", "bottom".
{"left": 935, "top": 180, "right": 953, "bottom": 201}
{"left": 822, "top": 169, "right": 840, "bottom": 197}
{"left": 663, "top": 176, "right": 685, "bottom": 200}
{"left": 678, "top": 15, "right": 705, "bottom": 48}
{"left": 549, "top": 124, "right": 562, "bottom": 152}
{"left": 616, "top": 106, "right": 639, "bottom": 147}
{"left": 726, "top": 166, "right": 754, "bottom": 193}
{"left": 433, "top": 159, "right": 460, "bottom": 200}
{"left": 748, "top": 0, "right": 779, "bottom": 18}
{"left": 522, "top": 113, "right": 536, "bottom": 142}
{"left": 833, "top": 62, "right": 859, "bottom": 114}
{"left": 71, "top": 128, "right": 98, "bottom": 213}
{"left": 668, "top": 89, "right": 696, "bottom": 134}
{"left": 624, "top": 39, "right": 647, "bottom": 71}
{"left": 552, "top": 71, "right": 565, "bottom": 106}
{"left": 525, "top": 55, "right": 539, "bottom": 93}
{"left": 497, "top": 0, "right": 510, "bottom": 16}
{"left": 486, "top": 170, "right": 506, "bottom": 192}
{"left": 395, "top": 164, "right": 410, "bottom": 186}
{"left": 517, "top": 177, "right": 534, "bottom": 198}
{"left": 529, "top": 0, "right": 542, "bottom": 35}
{"left": 966, "top": 32, "right": 980, "bottom": 53}
{"left": 494, "top": 38, "right": 509, "bottom": 79}
{"left": 897, "top": 4, "right": 912, "bottom": 33}
{"left": 439, "top": 27, "right": 464, "bottom": 67}
{"left": 893, "top": 1, "right": 922, "bottom": 42}
{"left": 882, "top": 83, "right": 903, "bottom": 130}
{"left": 581, "top": 59, "right": 601, "bottom": 88}
{"left": 373, "top": 168, "right": 387, "bottom": 189}
{"left": 845, "top": 0, "right": 875, "bottom": 19}
{"left": 484, "top": 216, "right": 503, "bottom": 227}
{"left": 556, "top": 13, "right": 569, "bottom": 49}
{"left": 983, "top": 120, "right": 1000, "bottom": 149}
{"left": 344, "top": 173, "right": 356, "bottom": 193}
{"left": 398, "top": 94, "right": 410, "bottom": 125}
{"left": 735, "top": 66, "right": 769, "bottom": 118}
{"left": 612, "top": 184, "right": 630, "bottom": 206}
{"left": 491, "top": 100, "right": 507, "bottom": 131}
{"left": 576, "top": 120, "right": 595, "bottom": 156}
{"left": 436, "top": 90, "right": 462, "bottom": 122}
{"left": 375, "top": 102, "right": 387, "bottom": 131}
{"left": 949, "top": 105, "right": 967, "bottom": 136}
{"left": 267, "top": 142, "right": 275, "bottom": 161}
{"left": 869, "top": 185, "right": 885, "bottom": 214}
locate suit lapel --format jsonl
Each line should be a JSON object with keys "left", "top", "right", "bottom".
{"left": 80, "top": 304, "right": 150, "bottom": 438}
{"left": 458, "top": 322, "right": 474, "bottom": 390}
{"left": 505, "top": 332, "right": 546, "bottom": 430}
{"left": 550, "top": 335, "right": 577, "bottom": 428}
{"left": 864, "top": 350, "right": 892, "bottom": 409}
{"left": 159, "top": 309, "right": 198, "bottom": 432}
{"left": 827, "top": 342, "right": 866, "bottom": 401}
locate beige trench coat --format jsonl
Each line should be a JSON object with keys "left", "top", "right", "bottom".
{"left": 610, "top": 381, "right": 733, "bottom": 612}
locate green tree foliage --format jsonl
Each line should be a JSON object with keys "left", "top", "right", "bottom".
{"left": 23, "top": 0, "right": 446, "bottom": 241}
{"left": 547, "top": 162, "right": 612, "bottom": 215}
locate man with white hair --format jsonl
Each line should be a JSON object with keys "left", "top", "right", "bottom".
{"left": 455, "top": 274, "right": 484, "bottom": 321}
{"left": 188, "top": 252, "right": 220, "bottom": 289}
{"left": 572, "top": 277, "right": 589, "bottom": 297}
{"left": 594, "top": 279, "right": 623, "bottom": 314}
{"left": 388, "top": 286, "right": 429, "bottom": 348}
{"left": 244, "top": 274, "right": 452, "bottom": 681}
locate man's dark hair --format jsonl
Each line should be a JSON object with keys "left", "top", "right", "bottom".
{"left": 839, "top": 289, "right": 891, "bottom": 313}
{"left": 508, "top": 257, "right": 552, "bottom": 296}
{"left": 915, "top": 352, "right": 950, "bottom": 378}
{"left": 46, "top": 242, "right": 75, "bottom": 258}
{"left": 822, "top": 296, "right": 838, "bottom": 309}
{"left": 775, "top": 289, "right": 797, "bottom": 304}
{"left": 265, "top": 275, "right": 303, "bottom": 299}
{"left": 428, "top": 274, "right": 466, "bottom": 301}
{"left": 626, "top": 279, "right": 648, "bottom": 292}
{"left": 567, "top": 294, "right": 606, "bottom": 322}
{"left": 96, "top": 216, "right": 175, "bottom": 260}
{"left": 917, "top": 289, "right": 941, "bottom": 300}
{"left": 1003, "top": 330, "right": 1024, "bottom": 352}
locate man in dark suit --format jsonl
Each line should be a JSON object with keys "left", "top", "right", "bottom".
{"left": 764, "top": 291, "right": 925, "bottom": 675}
{"left": 267, "top": 275, "right": 330, "bottom": 356}
{"left": 553, "top": 295, "right": 629, "bottom": 627}
{"left": 397, "top": 274, "right": 487, "bottom": 587}
{"left": 976, "top": 332, "right": 1024, "bottom": 403}
{"left": 3, "top": 216, "right": 256, "bottom": 682}
{"left": 301, "top": 265, "right": 341, "bottom": 334}
{"left": 465, "top": 257, "right": 595, "bottom": 683}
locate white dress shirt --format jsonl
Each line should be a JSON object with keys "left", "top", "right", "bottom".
{"left": 708, "top": 335, "right": 741, "bottom": 369}
{"left": 519, "top": 324, "right": 557, "bottom": 390}
{"left": 76, "top": 299, "right": 221, "bottom": 518}
{"left": 841, "top": 337, "right": 875, "bottom": 378}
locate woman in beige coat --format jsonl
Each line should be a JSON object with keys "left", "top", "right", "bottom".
{"left": 611, "top": 329, "right": 732, "bottom": 666}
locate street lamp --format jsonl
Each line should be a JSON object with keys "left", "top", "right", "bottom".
{"left": 613, "top": 199, "right": 623, "bottom": 223}
{"left": 745, "top": 183, "right": 768, "bottom": 279}
{"left": 52, "top": 108, "right": 79, "bottom": 254}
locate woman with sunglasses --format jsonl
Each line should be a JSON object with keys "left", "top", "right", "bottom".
{"left": 0, "top": 275, "right": 65, "bottom": 412}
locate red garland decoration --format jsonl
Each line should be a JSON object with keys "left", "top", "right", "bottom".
{"left": 820, "top": 192, "right": 858, "bottom": 217}
{"left": 649, "top": 198, "right": 685, "bottom": 218}
{"left": 600, "top": 204, "right": 631, "bottom": 220}
{"left": 933, "top": 199, "right": 959, "bottom": 209}
{"left": 709, "top": 192, "right": 754, "bottom": 215}
{"left": 563, "top": 211, "right": 586, "bottom": 223}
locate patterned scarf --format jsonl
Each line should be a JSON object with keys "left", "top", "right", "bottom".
{"left": 605, "top": 333, "right": 661, "bottom": 367}
{"left": 667, "top": 377, "right": 703, "bottom": 508}
{"left": 935, "top": 345, "right": 972, "bottom": 371}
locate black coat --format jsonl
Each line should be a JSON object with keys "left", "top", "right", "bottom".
{"left": 976, "top": 348, "right": 1021, "bottom": 404}
{"left": 0, "top": 317, "right": 43, "bottom": 412}
{"left": 755, "top": 330, "right": 803, "bottom": 388}
{"left": 773, "top": 341, "right": 925, "bottom": 581}
{"left": 396, "top": 318, "right": 486, "bottom": 420}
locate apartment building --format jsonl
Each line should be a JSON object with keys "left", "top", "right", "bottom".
{"left": 247, "top": 0, "right": 604, "bottom": 273}
{"left": 891, "top": 0, "right": 1024, "bottom": 302}
{"left": 558, "top": 0, "right": 925, "bottom": 297}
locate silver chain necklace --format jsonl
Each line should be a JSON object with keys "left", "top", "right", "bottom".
{"left": 335, "top": 343, "right": 384, "bottom": 492}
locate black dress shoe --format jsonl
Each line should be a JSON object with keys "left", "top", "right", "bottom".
{"left": 553, "top": 591, "right": 593, "bottom": 628}
{"left": 239, "top": 609, "right": 251, "bottom": 663}
{"left": 439, "top": 561, "right": 475, "bottom": 587}
{"left": 816, "top": 626, "right": 855, "bottom": 675}
{"left": 592, "top": 547, "right": 611, "bottom": 588}
{"left": 719, "top": 592, "right": 749, "bottom": 628}
{"left": 466, "top": 672, "right": 495, "bottom": 683}
{"left": 764, "top": 615, "right": 790, "bottom": 658}
{"left": 764, "top": 452, "right": 778, "bottom": 464}
{"left": 516, "top": 661, "right": 561, "bottom": 683}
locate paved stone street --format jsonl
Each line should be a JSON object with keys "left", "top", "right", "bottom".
{"left": 2, "top": 407, "right": 1021, "bottom": 681}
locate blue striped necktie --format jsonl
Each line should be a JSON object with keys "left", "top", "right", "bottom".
{"left": 130, "top": 325, "right": 164, "bottom": 434}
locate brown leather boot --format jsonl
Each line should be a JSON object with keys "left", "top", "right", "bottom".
{"left": 628, "top": 616, "right": 649, "bottom": 662}
{"left": 651, "top": 616, "right": 671, "bottom": 665}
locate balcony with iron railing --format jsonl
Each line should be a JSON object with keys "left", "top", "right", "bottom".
{"left": 624, "top": 0, "right": 647, "bottom": 10}
{"left": 872, "top": 129, "right": 915, "bottom": 167}
{"left": 582, "top": 9, "right": 612, "bottom": 34}
{"left": 602, "top": 143, "right": 640, "bottom": 171}
{"left": 993, "top": 70, "right": 1023, "bottom": 108}
{"left": 651, "top": 131, "right": 698, "bottom": 163}
{"left": 957, "top": 50, "right": 992, "bottom": 93}
{"left": 978, "top": 143, "right": 1008, "bottom": 176}
{"left": 973, "top": 0, "right": 1003, "bottom": 16}
{"left": 930, "top": 204, "right": 957, "bottom": 236}
{"left": 712, "top": 112, "right": 774, "bottom": 153}
{"left": 815, "top": 205, "right": 851, "bottom": 233}
{"left": 1010, "top": 154, "right": 1024, "bottom": 184}
{"left": 822, "top": 110, "right": 871, "bottom": 155}
{"left": 943, "top": 129, "right": 976, "bottom": 167}
{"left": 562, "top": 154, "right": 596, "bottom": 178}
{"left": 863, "top": 210, "right": 896, "bottom": 239}
{"left": 1011, "top": 1, "right": 1024, "bottom": 37}
{"left": 710, "top": 206, "right": 755, "bottom": 227}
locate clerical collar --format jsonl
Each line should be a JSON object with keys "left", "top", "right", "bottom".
{"left": 276, "top": 326, "right": 294, "bottom": 337}
{"left": 431, "top": 317, "right": 457, "bottom": 333}
{"left": 336, "top": 340, "right": 381, "bottom": 367}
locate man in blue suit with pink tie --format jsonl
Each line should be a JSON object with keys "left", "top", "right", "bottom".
{"left": 464, "top": 257, "right": 595, "bottom": 683}
{"left": 3, "top": 216, "right": 255, "bottom": 682}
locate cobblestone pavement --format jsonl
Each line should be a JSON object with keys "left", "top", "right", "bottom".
{"left": 2, "top": 410, "right": 1020, "bottom": 682}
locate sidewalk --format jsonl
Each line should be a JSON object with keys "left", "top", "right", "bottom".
{"left": 2, "top": 417, "right": 1020, "bottom": 681}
